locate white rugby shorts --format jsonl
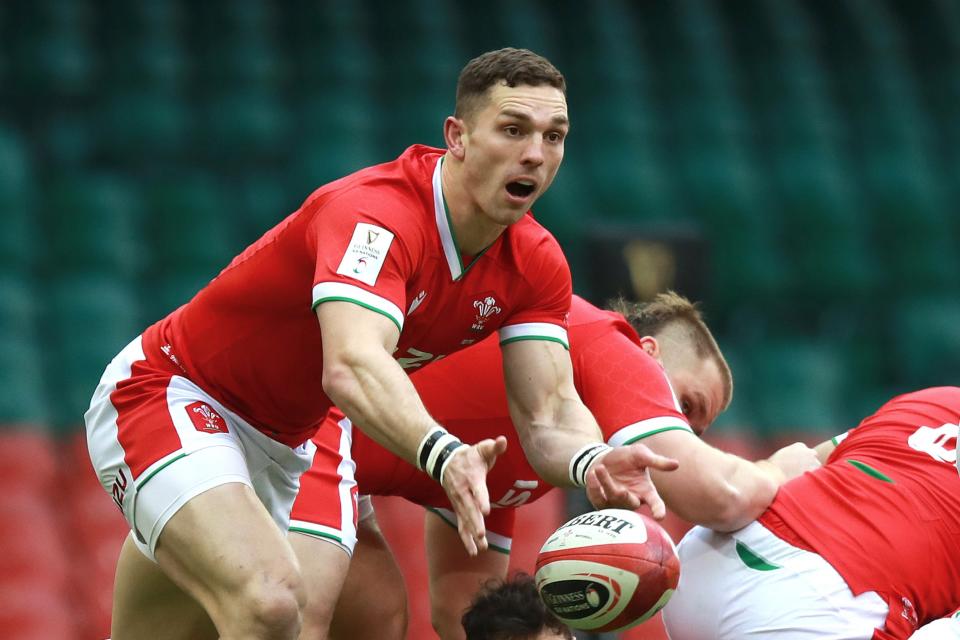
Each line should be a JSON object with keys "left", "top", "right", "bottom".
{"left": 85, "top": 336, "right": 315, "bottom": 561}
{"left": 663, "top": 522, "right": 888, "bottom": 639}
{"left": 909, "top": 611, "right": 960, "bottom": 639}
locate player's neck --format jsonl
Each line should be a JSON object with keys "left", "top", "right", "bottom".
{"left": 441, "top": 156, "right": 507, "bottom": 256}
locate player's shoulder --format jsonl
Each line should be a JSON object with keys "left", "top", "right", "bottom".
{"left": 856, "top": 386, "right": 960, "bottom": 432}
{"left": 300, "top": 145, "right": 439, "bottom": 227}
{"left": 569, "top": 297, "right": 642, "bottom": 348}
{"left": 510, "top": 211, "right": 562, "bottom": 243}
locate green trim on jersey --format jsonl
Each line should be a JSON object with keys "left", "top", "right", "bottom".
{"left": 846, "top": 459, "right": 894, "bottom": 483}
{"left": 735, "top": 541, "right": 782, "bottom": 571}
{"left": 831, "top": 431, "right": 850, "bottom": 447}
{"left": 622, "top": 426, "right": 693, "bottom": 445}
{"left": 288, "top": 527, "right": 344, "bottom": 545}
{"left": 427, "top": 507, "right": 511, "bottom": 555}
{"left": 436, "top": 158, "right": 494, "bottom": 281}
{"left": 137, "top": 452, "right": 188, "bottom": 490}
{"left": 499, "top": 335, "right": 570, "bottom": 350}
{"left": 312, "top": 296, "right": 403, "bottom": 333}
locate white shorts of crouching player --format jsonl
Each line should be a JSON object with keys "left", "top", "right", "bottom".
{"left": 663, "top": 522, "right": 888, "bottom": 640}
{"left": 85, "top": 335, "right": 316, "bottom": 562}
{"left": 909, "top": 610, "right": 960, "bottom": 639}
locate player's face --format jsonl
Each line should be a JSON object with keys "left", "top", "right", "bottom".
{"left": 461, "top": 82, "right": 568, "bottom": 225}
{"left": 665, "top": 358, "right": 725, "bottom": 436}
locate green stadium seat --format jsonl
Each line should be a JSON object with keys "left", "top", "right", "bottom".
{"left": 198, "top": 38, "right": 289, "bottom": 94}
{"left": 38, "top": 113, "right": 99, "bottom": 169}
{"left": 892, "top": 295, "right": 960, "bottom": 389}
{"left": 292, "top": 90, "right": 381, "bottom": 189}
{"left": 0, "top": 128, "right": 38, "bottom": 272}
{"left": 772, "top": 146, "right": 879, "bottom": 302}
{"left": 683, "top": 151, "right": 788, "bottom": 312}
{"left": 749, "top": 338, "right": 847, "bottom": 435}
{"left": 200, "top": 91, "right": 291, "bottom": 164}
{"left": 234, "top": 176, "right": 300, "bottom": 242}
{"left": 144, "top": 175, "right": 239, "bottom": 278}
{"left": 708, "top": 343, "right": 759, "bottom": 433}
{"left": 0, "top": 336, "right": 49, "bottom": 426}
{"left": 862, "top": 155, "right": 959, "bottom": 294}
{"left": 45, "top": 275, "right": 141, "bottom": 429}
{"left": 42, "top": 175, "right": 144, "bottom": 277}
{"left": 98, "top": 89, "right": 191, "bottom": 163}
{"left": 0, "top": 273, "right": 37, "bottom": 339}
{"left": 11, "top": 30, "right": 95, "bottom": 100}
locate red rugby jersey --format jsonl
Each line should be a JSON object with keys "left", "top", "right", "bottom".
{"left": 141, "top": 145, "right": 572, "bottom": 446}
{"left": 760, "top": 387, "right": 960, "bottom": 639}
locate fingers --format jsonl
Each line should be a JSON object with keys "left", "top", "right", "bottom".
{"left": 475, "top": 436, "right": 508, "bottom": 468}
{"left": 591, "top": 465, "right": 642, "bottom": 510}
{"left": 443, "top": 446, "right": 496, "bottom": 556}
{"left": 448, "top": 484, "right": 486, "bottom": 556}
{"left": 639, "top": 468, "right": 668, "bottom": 520}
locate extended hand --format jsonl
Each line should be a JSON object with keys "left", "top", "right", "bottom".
{"left": 440, "top": 436, "right": 508, "bottom": 556}
{"left": 585, "top": 443, "right": 679, "bottom": 518}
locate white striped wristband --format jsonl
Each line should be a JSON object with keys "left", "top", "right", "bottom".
{"left": 416, "top": 426, "right": 467, "bottom": 482}
{"left": 569, "top": 442, "right": 614, "bottom": 487}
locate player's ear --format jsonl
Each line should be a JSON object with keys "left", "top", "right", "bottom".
{"left": 444, "top": 116, "right": 467, "bottom": 160}
{"left": 639, "top": 336, "right": 660, "bottom": 359}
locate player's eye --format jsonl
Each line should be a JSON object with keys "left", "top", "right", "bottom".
{"left": 504, "top": 125, "right": 521, "bottom": 136}
{"left": 546, "top": 131, "right": 565, "bottom": 143}
{"left": 681, "top": 401, "right": 692, "bottom": 416}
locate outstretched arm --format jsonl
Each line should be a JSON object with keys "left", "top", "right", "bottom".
{"left": 318, "top": 301, "right": 506, "bottom": 555}
{"left": 640, "top": 431, "right": 820, "bottom": 531}
{"left": 501, "top": 338, "right": 677, "bottom": 514}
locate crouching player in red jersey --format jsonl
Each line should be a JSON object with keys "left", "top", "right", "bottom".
{"left": 289, "top": 293, "right": 820, "bottom": 639}
{"left": 664, "top": 386, "right": 960, "bottom": 640}
{"left": 85, "top": 49, "right": 674, "bottom": 640}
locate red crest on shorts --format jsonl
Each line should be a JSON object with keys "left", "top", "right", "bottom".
{"left": 186, "top": 401, "right": 228, "bottom": 434}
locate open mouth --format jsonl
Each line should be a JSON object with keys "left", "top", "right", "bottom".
{"left": 506, "top": 180, "right": 536, "bottom": 199}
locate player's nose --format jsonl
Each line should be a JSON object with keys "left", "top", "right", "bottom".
{"left": 520, "top": 136, "right": 546, "bottom": 166}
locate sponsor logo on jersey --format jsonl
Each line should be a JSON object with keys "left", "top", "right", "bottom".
{"left": 161, "top": 343, "right": 187, "bottom": 373}
{"left": 187, "top": 401, "right": 228, "bottom": 434}
{"left": 901, "top": 597, "right": 918, "bottom": 627}
{"left": 471, "top": 295, "right": 501, "bottom": 331}
{"left": 407, "top": 290, "right": 427, "bottom": 315}
{"left": 336, "top": 223, "right": 395, "bottom": 286}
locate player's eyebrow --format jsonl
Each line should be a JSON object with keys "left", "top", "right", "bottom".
{"left": 500, "top": 109, "right": 570, "bottom": 127}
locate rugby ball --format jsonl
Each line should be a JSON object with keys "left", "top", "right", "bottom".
{"left": 534, "top": 509, "right": 680, "bottom": 633}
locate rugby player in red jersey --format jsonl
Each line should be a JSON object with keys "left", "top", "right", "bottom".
{"left": 84, "top": 49, "right": 674, "bottom": 640}
{"left": 664, "top": 386, "right": 960, "bottom": 640}
{"left": 291, "top": 293, "right": 819, "bottom": 639}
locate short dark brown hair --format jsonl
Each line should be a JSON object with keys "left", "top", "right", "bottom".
{"left": 455, "top": 48, "right": 566, "bottom": 121}
{"left": 461, "top": 573, "right": 573, "bottom": 640}
{"left": 609, "top": 291, "right": 733, "bottom": 410}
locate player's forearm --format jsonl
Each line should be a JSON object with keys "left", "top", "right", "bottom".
{"left": 322, "top": 347, "right": 439, "bottom": 466}
{"left": 516, "top": 395, "right": 606, "bottom": 487}
{"left": 654, "top": 449, "right": 779, "bottom": 532}
{"left": 706, "top": 457, "right": 781, "bottom": 531}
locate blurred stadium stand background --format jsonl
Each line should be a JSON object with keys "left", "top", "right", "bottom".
{"left": 1, "top": 0, "right": 958, "bottom": 638}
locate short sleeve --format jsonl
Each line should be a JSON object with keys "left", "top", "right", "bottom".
{"left": 307, "top": 188, "right": 419, "bottom": 332}
{"left": 498, "top": 235, "right": 572, "bottom": 349}
{"left": 573, "top": 328, "right": 694, "bottom": 446}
